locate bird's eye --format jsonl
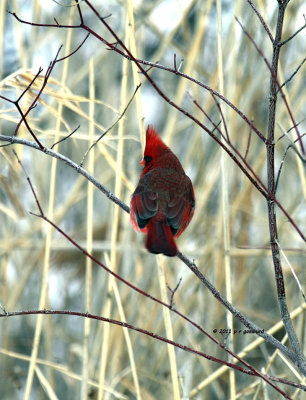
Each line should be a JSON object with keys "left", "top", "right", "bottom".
{"left": 144, "top": 155, "right": 152, "bottom": 166}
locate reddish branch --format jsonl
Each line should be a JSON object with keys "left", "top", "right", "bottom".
{"left": 0, "top": 66, "right": 45, "bottom": 150}
{"left": 1, "top": 309, "right": 304, "bottom": 397}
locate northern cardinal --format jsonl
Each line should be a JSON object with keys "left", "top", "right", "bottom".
{"left": 130, "top": 125, "right": 195, "bottom": 256}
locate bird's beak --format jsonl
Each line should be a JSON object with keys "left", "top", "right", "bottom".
{"left": 140, "top": 158, "right": 145, "bottom": 166}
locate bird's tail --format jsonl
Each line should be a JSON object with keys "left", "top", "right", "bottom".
{"left": 145, "top": 220, "right": 178, "bottom": 257}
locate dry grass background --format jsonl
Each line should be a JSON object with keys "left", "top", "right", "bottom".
{"left": 0, "top": 0, "right": 305, "bottom": 399}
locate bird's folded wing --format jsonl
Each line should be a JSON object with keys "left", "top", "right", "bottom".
{"left": 130, "top": 191, "right": 158, "bottom": 231}
{"left": 167, "top": 190, "right": 195, "bottom": 237}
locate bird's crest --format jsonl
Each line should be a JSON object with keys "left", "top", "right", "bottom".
{"left": 144, "top": 125, "right": 169, "bottom": 159}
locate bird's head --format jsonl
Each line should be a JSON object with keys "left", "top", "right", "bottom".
{"left": 140, "top": 125, "right": 171, "bottom": 170}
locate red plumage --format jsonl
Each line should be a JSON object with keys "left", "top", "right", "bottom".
{"left": 130, "top": 125, "right": 195, "bottom": 256}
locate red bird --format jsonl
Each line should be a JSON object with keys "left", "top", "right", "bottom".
{"left": 130, "top": 125, "right": 195, "bottom": 257}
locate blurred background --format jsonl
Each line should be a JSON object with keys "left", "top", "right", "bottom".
{"left": 0, "top": 0, "right": 305, "bottom": 398}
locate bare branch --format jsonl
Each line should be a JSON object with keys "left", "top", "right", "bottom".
{"left": 279, "top": 17, "right": 306, "bottom": 47}
{"left": 13, "top": 150, "right": 44, "bottom": 216}
{"left": 211, "top": 93, "right": 230, "bottom": 143}
{"left": 278, "top": 57, "right": 306, "bottom": 91}
{"left": 0, "top": 135, "right": 129, "bottom": 213}
{"left": 166, "top": 277, "right": 182, "bottom": 309}
{"left": 247, "top": 0, "right": 274, "bottom": 42}
{"left": 275, "top": 130, "right": 306, "bottom": 193}
{"left": 1, "top": 309, "right": 302, "bottom": 395}
{"left": 51, "top": 125, "right": 80, "bottom": 149}
{"left": 244, "top": 123, "right": 253, "bottom": 160}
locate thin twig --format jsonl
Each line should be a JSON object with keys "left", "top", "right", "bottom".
{"left": 278, "top": 18, "right": 306, "bottom": 47}
{"left": 189, "top": 95, "right": 228, "bottom": 143}
{"left": 275, "top": 144, "right": 291, "bottom": 194}
{"left": 211, "top": 93, "right": 230, "bottom": 143}
{"left": 15, "top": 67, "right": 43, "bottom": 103}
{"left": 12, "top": 150, "right": 44, "bottom": 215}
{"left": 278, "top": 57, "right": 306, "bottom": 91}
{"left": 247, "top": 0, "right": 274, "bottom": 43}
{"left": 173, "top": 53, "right": 177, "bottom": 71}
{"left": 0, "top": 66, "right": 45, "bottom": 149}
{"left": 166, "top": 278, "right": 182, "bottom": 309}
{"left": 244, "top": 123, "right": 253, "bottom": 160}
{"left": 275, "top": 130, "right": 306, "bottom": 193}
{"left": 51, "top": 125, "right": 80, "bottom": 149}
{"left": 173, "top": 53, "right": 184, "bottom": 73}
{"left": 80, "top": 84, "right": 141, "bottom": 168}
{"left": 275, "top": 239, "right": 306, "bottom": 303}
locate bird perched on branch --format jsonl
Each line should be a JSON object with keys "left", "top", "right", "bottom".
{"left": 130, "top": 125, "right": 195, "bottom": 256}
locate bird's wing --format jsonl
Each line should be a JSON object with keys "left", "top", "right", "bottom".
{"left": 130, "top": 190, "right": 158, "bottom": 232}
{"left": 166, "top": 187, "right": 195, "bottom": 237}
